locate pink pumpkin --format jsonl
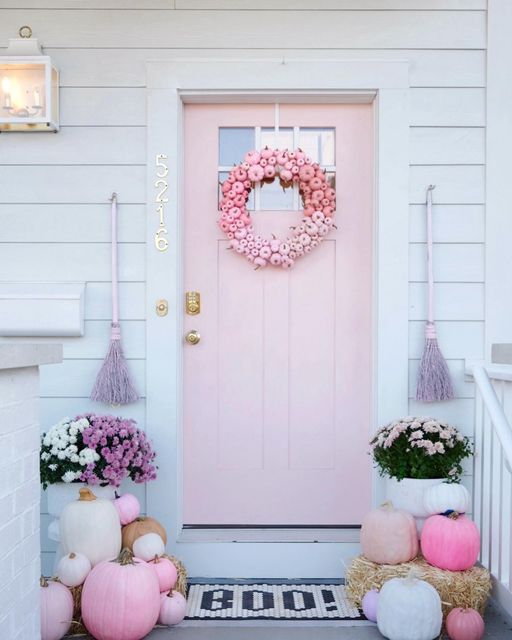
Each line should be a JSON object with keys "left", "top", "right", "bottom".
{"left": 361, "top": 501, "right": 418, "bottom": 565}
{"left": 421, "top": 513, "right": 480, "bottom": 571}
{"left": 40, "top": 577, "right": 73, "bottom": 640}
{"left": 158, "top": 590, "right": 187, "bottom": 626}
{"left": 148, "top": 555, "right": 178, "bottom": 593}
{"left": 81, "top": 548, "right": 160, "bottom": 640}
{"left": 113, "top": 493, "right": 140, "bottom": 526}
{"left": 446, "top": 607, "right": 485, "bottom": 640}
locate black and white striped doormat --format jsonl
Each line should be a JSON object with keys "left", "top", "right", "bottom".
{"left": 186, "top": 583, "right": 363, "bottom": 620}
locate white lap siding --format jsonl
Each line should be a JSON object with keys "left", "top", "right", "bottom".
{"left": 0, "top": 1, "right": 485, "bottom": 575}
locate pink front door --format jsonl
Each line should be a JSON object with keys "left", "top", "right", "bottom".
{"left": 183, "top": 103, "right": 373, "bottom": 526}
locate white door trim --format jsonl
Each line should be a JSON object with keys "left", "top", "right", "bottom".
{"left": 145, "top": 58, "right": 409, "bottom": 577}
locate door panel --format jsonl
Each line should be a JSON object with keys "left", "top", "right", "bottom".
{"left": 183, "top": 103, "right": 373, "bottom": 526}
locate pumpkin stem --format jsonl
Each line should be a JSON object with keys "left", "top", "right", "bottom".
{"left": 447, "top": 511, "right": 460, "bottom": 520}
{"left": 79, "top": 488, "right": 96, "bottom": 502}
{"left": 167, "top": 589, "right": 174, "bottom": 598}
{"left": 153, "top": 554, "right": 160, "bottom": 563}
{"left": 40, "top": 576, "right": 48, "bottom": 588}
{"left": 380, "top": 501, "right": 394, "bottom": 510}
{"left": 116, "top": 548, "right": 136, "bottom": 566}
{"left": 69, "top": 552, "right": 76, "bottom": 559}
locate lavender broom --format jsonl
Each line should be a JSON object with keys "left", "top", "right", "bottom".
{"left": 416, "top": 185, "right": 454, "bottom": 402}
{"left": 90, "top": 193, "right": 139, "bottom": 405}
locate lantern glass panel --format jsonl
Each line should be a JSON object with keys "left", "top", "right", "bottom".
{"left": 0, "top": 62, "right": 46, "bottom": 120}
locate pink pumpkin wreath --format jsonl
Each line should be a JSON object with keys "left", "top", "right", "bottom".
{"left": 218, "top": 148, "right": 336, "bottom": 269}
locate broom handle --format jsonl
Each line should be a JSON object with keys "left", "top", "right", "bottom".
{"left": 111, "top": 193, "right": 119, "bottom": 327}
{"left": 426, "top": 185, "right": 435, "bottom": 336}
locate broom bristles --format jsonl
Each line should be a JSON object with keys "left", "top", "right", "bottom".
{"left": 416, "top": 336, "right": 454, "bottom": 402}
{"left": 90, "top": 326, "right": 139, "bottom": 405}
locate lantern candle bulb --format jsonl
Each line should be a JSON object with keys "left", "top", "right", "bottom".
{"left": 2, "top": 77, "right": 11, "bottom": 108}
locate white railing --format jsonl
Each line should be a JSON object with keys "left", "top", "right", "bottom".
{"left": 467, "top": 362, "right": 512, "bottom": 615}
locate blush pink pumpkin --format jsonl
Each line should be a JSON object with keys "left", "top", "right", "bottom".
{"left": 148, "top": 555, "right": 178, "bottom": 593}
{"left": 421, "top": 513, "right": 480, "bottom": 571}
{"left": 361, "top": 501, "right": 419, "bottom": 565}
{"left": 446, "top": 607, "right": 485, "bottom": 640}
{"left": 158, "top": 590, "right": 187, "bottom": 626}
{"left": 113, "top": 493, "right": 140, "bottom": 526}
{"left": 81, "top": 548, "right": 160, "bottom": 640}
{"left": 40, "top": 577, "right": 74, "bottom": 640}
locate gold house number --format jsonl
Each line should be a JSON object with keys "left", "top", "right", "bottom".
{"left": 154, "top": 154, "right": 169, "bottom": 252}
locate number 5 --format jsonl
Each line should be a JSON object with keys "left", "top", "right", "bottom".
{"left": 156, "top": 154, "right": 168, "bottom": 178}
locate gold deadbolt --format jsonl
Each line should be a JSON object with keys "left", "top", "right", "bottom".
{"left": 185, "top": 291, "right": 201, "bottom": 315}
{"left": 156, "top": 299, "right": 168, "bottom": 316}
{"left": 185, "top": 329, "right": 200, "bottom": 345}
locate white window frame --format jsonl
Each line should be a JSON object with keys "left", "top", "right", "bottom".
{"left": 146, "top": 59, "right": 409, "bottom": 577}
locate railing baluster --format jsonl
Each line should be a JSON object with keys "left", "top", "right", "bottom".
{"left": 468, "top": 364, "right": 512, "bottom": 614}
{"left": 474, "top": 389, "right": 484, "bottom": 556}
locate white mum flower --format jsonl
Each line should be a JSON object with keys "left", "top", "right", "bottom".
{"left": 62, "top": 471, "right": 77, "bottom": 483}
{"left": 48, "top": 464, "right": 58, "bottom": 471}
{"left": 57, "top": 452, "right": 66, "bottom": 460}
{"left": 71, "top": 454, "right": 79, "bottom": 463}
{"left": 41, "top": 452, "right": 50, "bottom": 461}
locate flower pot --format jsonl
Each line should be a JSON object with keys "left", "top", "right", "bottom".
{"left": 386, "top": 477, "right": 445, "bottom": 534}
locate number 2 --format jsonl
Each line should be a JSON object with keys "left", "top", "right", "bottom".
{"left": 155, "top": 179, "right": 169, "bottom": 203}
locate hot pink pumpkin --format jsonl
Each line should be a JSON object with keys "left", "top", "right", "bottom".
{"left": 113, "top": 493, "right": 140, "bottom": 526}
{"left": 81, "top": 549, "right": 160, "bottom": 640}
{"left": 148, "top": 555, "right": 178, "bottom": 593}
{"left": 361, "top": 501, "right": 418, "bottom": 565}
{"left": 40, "top": 577, "right": 73, "bottom": 640}
{"left": 421, "top": 513, "right": 480, "bottom": 571}
{"left": 158, "top": 590, "right": 187, "bottom": 626}
{"left": 446, "top": 607, "right": 485, "bottom": 640}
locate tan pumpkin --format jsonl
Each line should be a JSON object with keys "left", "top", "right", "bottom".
{"left": 361, "top": 501, "right": 419, "bottom": 565}
{"left": 121, "top": 516, "right": 167, "bottom": 551}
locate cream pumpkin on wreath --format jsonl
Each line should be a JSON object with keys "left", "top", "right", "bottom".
{"left": 360, "top": 501, "right": 419, "bottom": 565}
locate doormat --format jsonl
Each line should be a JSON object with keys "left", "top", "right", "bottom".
{"left": 186, "top": 583, "right": 364, "bottom": 620}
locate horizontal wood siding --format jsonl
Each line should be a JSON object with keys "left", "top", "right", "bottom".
{"left": 0, "top": 3, "right": 485, "bottom": 576}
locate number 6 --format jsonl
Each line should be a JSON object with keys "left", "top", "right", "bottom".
{"left": 155, "top": 227, "right": 169, "bottom": 252}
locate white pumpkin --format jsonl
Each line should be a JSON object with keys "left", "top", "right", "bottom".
{"left": 59, "top": 488, "right": 121, "bottom": 567}
{"left": 423, "top": 482, "right": 470, "bottom": 516}
{"left": 133, "top": 532, "right": 165, "bottom": 561}
{"left": 377, "top": 573, "right": 442, "bottom": 640}
{"left": 56, "top": 552, "right": 91, "bottom": 587}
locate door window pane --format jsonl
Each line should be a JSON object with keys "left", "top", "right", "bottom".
{"left": 260, "top": 178, "right": 294, "bottom": 211}
{"left": 261, "top": 127, "right": 294, "bottom": 151}
{"left": 219, "top": 128, "right": 255, "bottom": 166}
{"left": 298, "top": 128, "right": 335, "bottom": 166}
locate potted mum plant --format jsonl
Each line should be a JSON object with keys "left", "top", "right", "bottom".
{"left": 41, "top": 414, "right": 157, "bottom": 523}
{"left": 370, "top": 416, "right": 472, "bottom": 530}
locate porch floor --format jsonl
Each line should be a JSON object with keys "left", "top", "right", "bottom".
{"left": 73, "top": 603, "right": 511, "bottom": 639}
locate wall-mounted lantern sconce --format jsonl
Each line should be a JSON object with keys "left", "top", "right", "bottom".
{"left": 0, "top": 26, "right": 59, "bottom": 132}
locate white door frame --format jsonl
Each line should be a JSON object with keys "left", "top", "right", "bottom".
{"left": 145, "top": 59, "right": 409, "bottom": 578}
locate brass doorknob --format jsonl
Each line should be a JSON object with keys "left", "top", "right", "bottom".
{"left": 185, "top": 329, "right": 200, "bottom": 345}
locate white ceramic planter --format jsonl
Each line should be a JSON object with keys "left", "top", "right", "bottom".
{"left": 386, "top": 477, "right": 445, "bottom": 534}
